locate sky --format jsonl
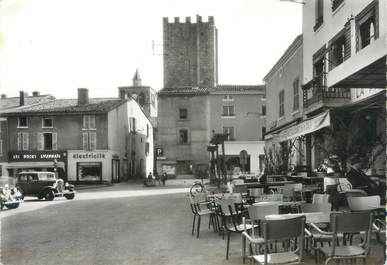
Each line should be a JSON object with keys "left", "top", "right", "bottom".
{"left": 0, "top": 0, "right": 302, "bottom": 99}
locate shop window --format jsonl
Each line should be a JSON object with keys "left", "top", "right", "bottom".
{"left": 17, "top": 132, "right": 29, "bottom": 151}
{"left": 314, "top": 0, "right": 324, "bottom": 31}
{"left": 178, "top": 129, "right": 188, "bottom": 144}
{"left": 179, "top": 108, "right": 188, "bottom": 120}
{"left": 83, "top": 115, "right": 96, "bottom": 129}
{"left": 293, "top": 78, "right": 299, "bottom": 111}
{"left": 77, "top": 162, "right": 102, "bottom": 182}
{"left": 222, "top": 105, "right": 235, "bottom": 116}
{"left": 279, "top": 90, "right": 285, "bottom": 118}
{"left": 42, "top": 117, "right": 53, "bottom": 128}
{"left": 223, "top": 127, "right": 235, "bottom": 141}
{"left": 331, "top": 0, "right": 344, "bottom": 11}
{"left": 18, "top": 116, "right": 28, "bottom": 128}
{"left": 82, "top": 132, "right": 96, "bottom": 151}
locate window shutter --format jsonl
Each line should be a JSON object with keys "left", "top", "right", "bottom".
{"left": 52, "top": 133, "right": 58, "bottom": 150}
{"left": 23, "top": 132, "right": 29, "bottom": 151}
{"left": 90, "top": 115, "right": 96, "bottom": 129}
{"left": 17, "top": 133, "right": 22, "bottom": 151}
{"left": 37, "top": 133, "right": 44, "bottom": 150}
{"left": 89, "top": 132, "right": 96, "bottom": 150}
{"left": 83, "top": 115, "right": 88, "bottom": 129}
{"left": 82, "top": 132, "right": 89, "bottom": 151}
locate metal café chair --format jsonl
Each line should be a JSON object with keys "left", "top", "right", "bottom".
{"left": 312, "top": 194, "right": 330, "bottom": 204}
{"left": 301, "top": 203, "right": 340, "bottom": 257}
{"left": 242, "top": 204, "right": 278, "bottom": 263}
{"left": 250, "top": 216, "right": 306, "bottom": 265}
{"left": 312, "top": 212, "right": 373, "bottom": 265}
{"left": 188, "top": 192, "right": 216, "bottom": 238}
{"left": 217, "top": 198, "right": 253, "bottom": 260}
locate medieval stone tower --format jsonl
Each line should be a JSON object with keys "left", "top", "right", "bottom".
{"left": 163, "top": 15, "right": 218, "bottom": 88}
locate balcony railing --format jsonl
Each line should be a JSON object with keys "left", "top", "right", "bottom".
{"left": 303, "top": 73, "right": 351, "bottom": 109}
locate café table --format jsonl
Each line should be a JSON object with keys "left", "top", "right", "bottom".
{"left": 265, "top": 211, "right": 333, "bottom": 224}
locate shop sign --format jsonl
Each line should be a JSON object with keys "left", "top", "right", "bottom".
{"left": 72, "top": 152, "right": 106, "bottom": 159}
{"left": 156, "top": 147, "right": 164, "bottom": 157}
{"left": 276, "top": 111, "right": 330, "bottom": 142}
{"left": 9, "top": 151, "right": 67, "bottom": 162}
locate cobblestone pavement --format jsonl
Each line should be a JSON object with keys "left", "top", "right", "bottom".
{"left": 1, "top": 182, "right": 384, "bottom": 265}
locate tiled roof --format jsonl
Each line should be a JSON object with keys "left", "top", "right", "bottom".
{"left": 158, "top": 87, "right": 210, "bottom": 96}
{"left": 213, "top": 85, "right": 265, "bottom": 92}
{"left": 0, "top": 95, "right": 55, "bottom": 111}
{"left": 1, "top": 98, "right": 126, "bottom": 116}
{"left": 158, "top": 85, "right": 265, "bottom": 96}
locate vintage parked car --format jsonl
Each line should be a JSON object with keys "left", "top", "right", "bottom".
{"left": 0, "top": 176, "right": 23, "bottom": 210}
{"left": 16, "top": 171, "right": 75, "bottom": 201}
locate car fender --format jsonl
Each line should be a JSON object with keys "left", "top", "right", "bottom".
{"left": 38, "top": 186, "right": 57, "bottom": 197}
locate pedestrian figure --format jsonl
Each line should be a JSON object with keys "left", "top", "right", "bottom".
{"left": 161, "top": 172, "right": 168, "bottom": 186}
{"left": 154, "top": 171, "right": 161, "bottom": 185}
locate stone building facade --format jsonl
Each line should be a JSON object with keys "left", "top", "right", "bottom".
{"left": 157, "top": 15, "right": 266, "bottom": 177}
{"left": 118, "top": 69, "right": 157, "bottom": 119}
{"left": 0, "top": 88, "right": 154, "bottom": 182}
{"left": 163, "top": 15, "right": 218, "bottom": 88}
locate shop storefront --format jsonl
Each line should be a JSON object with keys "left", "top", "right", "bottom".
{"left": 7, "top": 151, "right": 68, "bottom": 180}
{"left": 67, "top": 150, "right": 120, "bottom": 183}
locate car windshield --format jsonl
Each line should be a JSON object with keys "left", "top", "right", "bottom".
{"left": 39, "top": 173, "right": 56, "bottom": 181}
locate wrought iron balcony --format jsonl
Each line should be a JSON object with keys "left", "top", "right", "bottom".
{"left": 303, "top": 73, "right": 351, "bottom": 110}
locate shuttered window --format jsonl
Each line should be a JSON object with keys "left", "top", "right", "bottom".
{"left": 279, "top": 90, "right": 285, "bottom": 118}
{"left": 38, "top": 133, "right": 44, "bottom": 150}
{"left": 17, "top": 132, "right": 22, "bottom": 151}
{"left": 83, "top": 115, "right": 96, "bottom": 129}
{"left": 89, "top": 132, "right": 96, "bottom": 151}
{"left": 82, "top": 132, "right": 88, "bottom": 151}
{"left": 52, "top": 133, "right": 57, "bottom": 151}
{"left": 82, "top": 132, "right": 96, "bottom": 151}
{"left": 22, "top": 132, "right": 29, "bottom": 151}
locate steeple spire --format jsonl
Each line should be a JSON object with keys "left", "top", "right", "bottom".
{"left": 132, "top": 68, "right": 142, "bottom": 86}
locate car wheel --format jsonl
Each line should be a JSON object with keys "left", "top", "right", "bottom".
{"left": 44, "top": 190, "right": 55, "bottom": 201}
{"left": 64, "top": 193, "right": 75, "bottom": 200}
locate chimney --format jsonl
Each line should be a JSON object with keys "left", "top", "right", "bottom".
{"left": 1, "top": 94, "right": 6, "bottom": 99}
{"left": 78, "top": 88, "right": 89, "bottom": 105}
{"left": 32, "top": 91, "right": 40, "bottom": 97}
{"left": 19, "top": 91, "right": 25, "bottom": 106}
